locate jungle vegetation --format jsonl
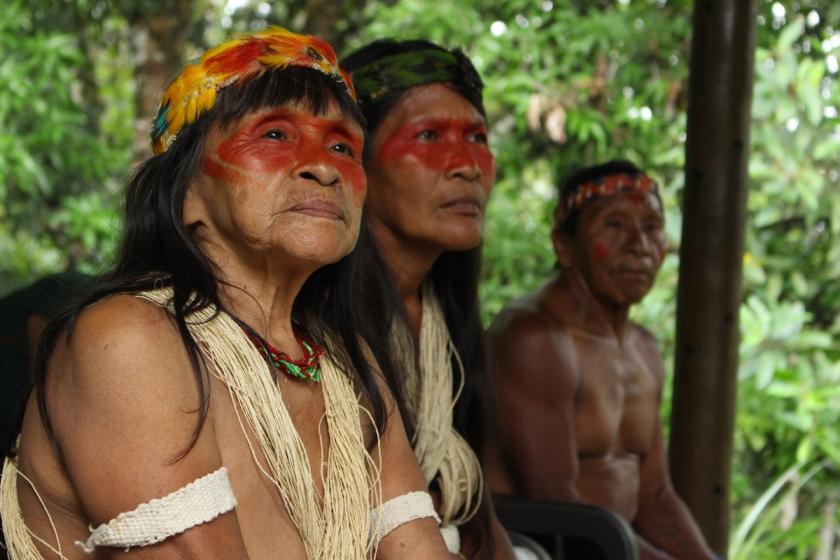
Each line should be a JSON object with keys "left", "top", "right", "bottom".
{"left": 2, "top": 0, "right": 839, "bottom": 556}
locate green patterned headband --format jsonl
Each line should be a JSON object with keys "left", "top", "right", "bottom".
{"left": 351, "top": 48, "right": 483, "bottom": 104}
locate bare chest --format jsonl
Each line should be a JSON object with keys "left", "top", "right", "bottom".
{"left": 570, "top": 334, "right": 660, "bottom": 457}
{"left": 211, "top": 374, "right": 328, "bottom": 559}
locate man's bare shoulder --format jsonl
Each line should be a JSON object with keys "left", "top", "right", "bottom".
{"left": 488, "top": 287, "right": 580, "bottom": 392}
{"left": 489, "top": 280, "right": 572, "bottom": 335}
{"left": 628, "top": 321, "right": 666, "bottom": 387}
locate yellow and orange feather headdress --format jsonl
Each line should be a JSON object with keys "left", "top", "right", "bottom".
{"left": 151, "top": 27, "right": 355, "bottom": 155}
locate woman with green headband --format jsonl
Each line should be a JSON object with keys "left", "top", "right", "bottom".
{"left": 343, "top": 41, "right": 516, "bottom": 560}
{"left": 1, "top": 29, "right": 451, "bottom": 560}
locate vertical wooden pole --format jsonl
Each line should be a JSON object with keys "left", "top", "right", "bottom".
{"left": 669, "top": 0, "right": 758, "bottom": 554}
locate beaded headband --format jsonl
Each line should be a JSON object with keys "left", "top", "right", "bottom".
{"left": 151, "top": 27, "right": 355, "bottom": 155}
{"left": 350, "top": 48, "right": 483, "bottom": 104}
{"left": 562, "top": 173, "right": 659, "bottom": 215}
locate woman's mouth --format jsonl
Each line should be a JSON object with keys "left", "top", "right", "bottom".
{"left": 287, "top": 199, "right": 346, "bottom": 221}
{"left": 441, "top": 196, "right": 482, "bottom": 216}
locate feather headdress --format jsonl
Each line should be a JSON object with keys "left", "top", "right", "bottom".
{"left": 151, "top": 27, "right": 355, "bottom": 155}
{"left": 563, "top": 173, "right": 658, "bottom": 213}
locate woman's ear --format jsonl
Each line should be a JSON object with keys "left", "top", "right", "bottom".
{"left": 182, "top": 181, "right": 206, "bottom": 228}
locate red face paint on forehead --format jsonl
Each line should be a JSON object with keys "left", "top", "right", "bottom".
{"left": 376, "top": 117, "right": 495, "bottom": 179}
{"left": 208, "top": 106, "right": 366, "bottom": 194}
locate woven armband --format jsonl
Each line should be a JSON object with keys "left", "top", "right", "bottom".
{"left": 370, "top": 491, "right": 441, "bottom": 545}
{"left": 75, "top": 467, "right": 236, "bottom": 552}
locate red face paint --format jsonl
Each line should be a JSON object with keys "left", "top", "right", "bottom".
{"left": 376, "top": 118, "right": 495, "bottom": 179}
{"left": 593, "top": 240, "right": 612, "bottom": 261}
{"left": 207, "top": 108, "right": 366, "bottom": 195}
{"left": 201, "top": 155, "right": 235, "bottom": 182}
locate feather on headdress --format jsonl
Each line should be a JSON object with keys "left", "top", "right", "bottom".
{"left": 563, "top": 173, "right": 658, "bottom": 213}
{"left": 151, "top": 27, "right": 355, "bottom": 155}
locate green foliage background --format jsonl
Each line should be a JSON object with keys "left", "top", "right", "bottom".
{"left": 3, "top": 0, "right": 840, "bottom": 556}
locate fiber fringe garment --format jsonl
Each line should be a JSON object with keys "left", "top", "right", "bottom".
{"left": 390, "top": 284, "right": 483, "bottom": 529}
{"left": 0, "top": 287, "right": 381, "bottom": 559}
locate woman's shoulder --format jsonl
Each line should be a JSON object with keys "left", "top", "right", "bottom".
{"left": 46, "top": 292, "right": 199, "bottom": 423}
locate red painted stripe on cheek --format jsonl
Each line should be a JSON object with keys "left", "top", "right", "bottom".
{"left": 339, "top": 161, "right": 367, "bottom": 195}
{"left": 593, "top": 240, "right": 612, "bottom": 261}
{"left": 201, "top": 156, "right": 232, "bottom": 182}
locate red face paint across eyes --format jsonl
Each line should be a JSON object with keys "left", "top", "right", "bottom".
{"left": 204, "top": 109, "right": 366, "bottom": 194}
{"left": 376, "top": 118, "right": 495, "bottom": 179}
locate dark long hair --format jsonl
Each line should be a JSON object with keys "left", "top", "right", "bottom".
{"left": 343, "top": 39, "right": 493, "bottom": 558}
{"left": 17, "top": 67, "right": 390, "bottom": 458}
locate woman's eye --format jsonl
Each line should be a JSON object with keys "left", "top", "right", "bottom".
{"left": 469, "top": 131, "right": 488, "bottom": 144}
{"left": 263, "top": 129, "right": 287, "bottom": 140}
{"left": 416, "top": 129, "right": 438, "bottom": 141}
{"left": 331, "top": 143, "right": 356, "bottom": 158}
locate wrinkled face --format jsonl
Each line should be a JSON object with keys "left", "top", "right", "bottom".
{"left": 185, "top": 100, "right": 366, "bottom": 269}
{"left": 365, "top": 83, "right": 495, "bottom": 253}
{"left": 558, "top": 189, "right": 667, "bottom": 307}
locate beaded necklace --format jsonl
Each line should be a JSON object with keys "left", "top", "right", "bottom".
{"left": 237, "top": 321, "right": 324, "bottom": 382}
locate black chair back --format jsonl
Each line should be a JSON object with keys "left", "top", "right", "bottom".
{"left": 494, "top": 495, "right": 638, "bottom": 560}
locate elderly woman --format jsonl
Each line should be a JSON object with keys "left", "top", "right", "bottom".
{"left": 343, "top": 41, "right": 515, "bottom": 559}
{"left": 0, "top": 28, "right": 450, "bottom": 560}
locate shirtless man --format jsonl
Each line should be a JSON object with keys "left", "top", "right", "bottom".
{"left": 483, "top": 161, "right": 716, "bottom": 560}
{"left": 1, "top": 28, "right": 449, "bottom": 559}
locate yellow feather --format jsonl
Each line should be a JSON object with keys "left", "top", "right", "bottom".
{"left": 185, "top": 94, "right": 198, "bottom": 125}
{"left": 197, "top": 86, "right": 217, "bottom": 114}
{"left": 167, "top": 104, "right": 185, "bottom": 136}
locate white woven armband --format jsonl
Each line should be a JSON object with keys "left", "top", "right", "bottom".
{"left": 370, "top": 491, "right": 441, "bottom": 545}
{"left": 75, "top": 467, "right": 237, "bottom": 552}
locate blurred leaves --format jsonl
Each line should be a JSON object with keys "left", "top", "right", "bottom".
{"left": 0, "top": 0, "right": 128, "bottom": 288}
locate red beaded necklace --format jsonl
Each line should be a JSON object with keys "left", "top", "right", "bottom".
{"left": 237, "top": 321, "right": 324, "bottom": 382}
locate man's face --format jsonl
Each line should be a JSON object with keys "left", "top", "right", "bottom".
{"left": 562, "top": 189, "right": 667, "bottom": 307}
{"left": 185, "top": 100, "right": 366, "bottom": 268}
{"left": 365, "top": 83, "right": 495, "bottom": 253}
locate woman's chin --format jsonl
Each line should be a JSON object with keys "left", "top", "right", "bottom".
{"left": 439, "top": 233, "right": 483, "bottom": 253}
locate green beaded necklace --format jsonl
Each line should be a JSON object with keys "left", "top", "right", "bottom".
{"left": 237, "top": 321, "right": 324, "bottom": 382}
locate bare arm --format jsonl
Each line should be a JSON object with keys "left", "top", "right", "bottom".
{"left": 633, "top": 334, "right": 715, "bottom": 560}
{"left": 486, "top": 310, "right": 582, "bottom": 501}
{"left": 633, "top": 421, "right": 715, "bottom": 560}
{"left": 47, "top": 296, "right": 250, "bottom": 559}
{"left": 368, "top": 354, "right": 450, "bottom": 559}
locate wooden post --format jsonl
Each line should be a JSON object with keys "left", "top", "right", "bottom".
{"left": 669, "top": 0, "right": 758, "bottom": 554}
